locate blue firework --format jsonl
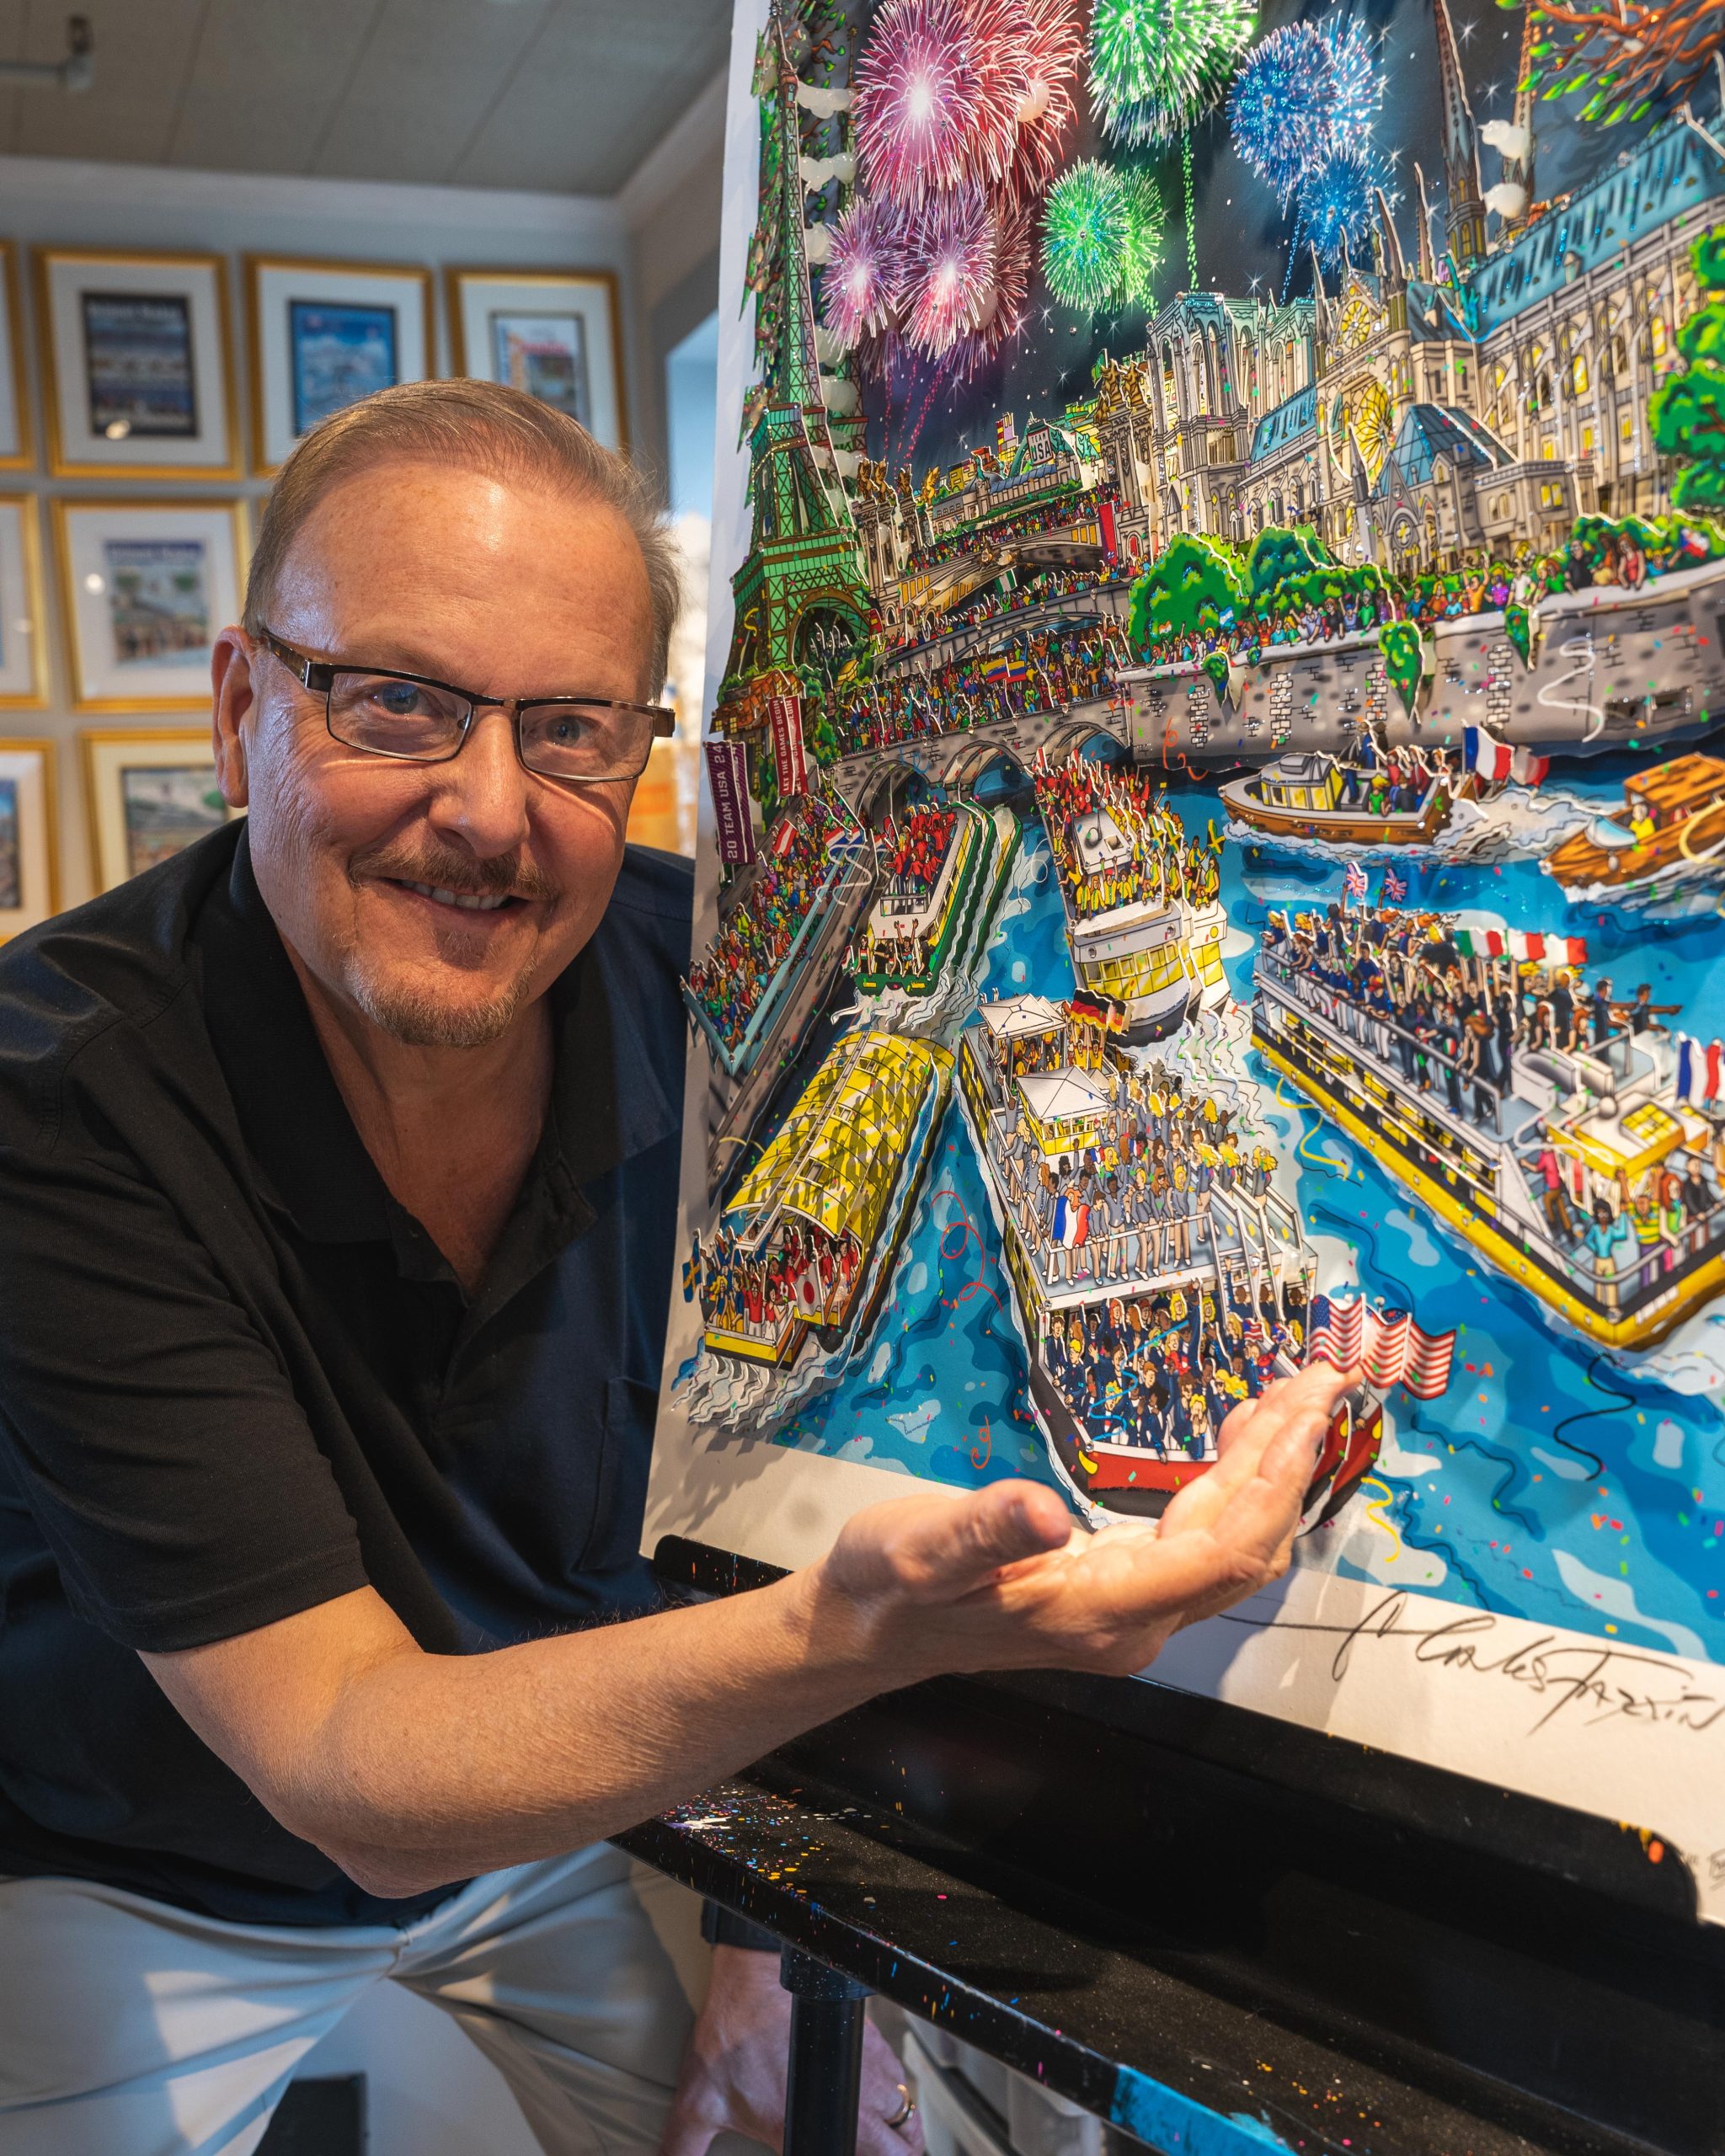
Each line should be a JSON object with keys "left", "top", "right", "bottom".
{"left": 1300, "top": 141, "right": 1381, "bottom": 270}
{"left": 1229, "top": 12, "right": 1381, "bottom": 205}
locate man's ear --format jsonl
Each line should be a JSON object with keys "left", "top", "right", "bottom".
{"left": 211, "top": 628, "right": 253, "bottom": 809}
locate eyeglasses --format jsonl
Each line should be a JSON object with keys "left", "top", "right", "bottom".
{"left": 255, "top": 627, "right": 675, "bottom": 784}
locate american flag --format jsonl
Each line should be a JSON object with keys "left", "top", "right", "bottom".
{"left": 1343, "top": 860, "right": 1369, "bottom": 902}
{"left": 1306, "top": 1292, "right": 1456, "bottom": 1401}
{"left": 1381, "top": 865, "right": 1408, "bottom": 902}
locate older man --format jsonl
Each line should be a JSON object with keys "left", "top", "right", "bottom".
{"left": 0, "top": 381, "right": 1350, "bottom": 2156}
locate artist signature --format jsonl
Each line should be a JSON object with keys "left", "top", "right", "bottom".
{"left": 1222, "top": 1591, "right": 1725, "bottom": 1736}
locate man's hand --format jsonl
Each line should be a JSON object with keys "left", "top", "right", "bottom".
{"left": 660, "top": 1946, "right": 925, "bottom": 2156}
{"left": 813, "top": 1363, "right": 1356, "bottom": 1683}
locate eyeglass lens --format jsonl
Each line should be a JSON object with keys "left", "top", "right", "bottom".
{"left": 324, "top": 670, "right": 657, "bottom": 781}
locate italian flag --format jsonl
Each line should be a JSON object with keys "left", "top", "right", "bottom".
{"left": 1454, "top": 926, "right": 1587, "bottom": 964}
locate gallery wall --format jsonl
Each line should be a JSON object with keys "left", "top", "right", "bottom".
{"left": 0, "top": 129, "right": 724, "bottom": 911}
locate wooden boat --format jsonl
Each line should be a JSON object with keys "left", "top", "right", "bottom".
{"left": 1543, "top": 754, "right": 1725, "bottom": 896}
{"left": 1220, "top": 752, "right": 1452, "bottom": 845}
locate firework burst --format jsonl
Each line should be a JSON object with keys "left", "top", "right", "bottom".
{"left": 1299, "top": 141, "right": 1380, "bottom": 270}
{"left": 904, "top": 185, "right": 998, "bottom": 355}
{"left": 1005, "top": 0, "right": 1083, "bottom": 197}
{"left": 1087, "top": 0, "right": 1254, "bottom": 150}
{"left": 1228, "top": 22, "right": 1333, "bottom": 203}
{"left": 960, "top": 198, "right": 1033, "bottom": 370}
{"left": 854, "top": 0, "right": 1016, "bottom": 206}
{"left": 822, "top": 195, "right": 906, "bottom": 348}
{"left": 1117, "top": 168, "right": 1167, "bottom": 307}
{"left": 1041, "top": 158, "right": 1130, "bottom": 312}
{"left": 1230, "top": 13, "right": 1381, "bottom": 206}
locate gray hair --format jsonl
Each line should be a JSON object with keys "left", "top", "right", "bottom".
{"left": 243, "top": 377, "right": 681, "bottom": 687}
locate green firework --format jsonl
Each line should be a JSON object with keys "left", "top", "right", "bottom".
{"left": 1118, "top": 169, "right": 1167, "bottom": 306}
{"left": 1088, "top": 0, "right": 1256, "bottom": 148}
{"left": 1042, "top": 159, "right": 1131, "bottom": 312}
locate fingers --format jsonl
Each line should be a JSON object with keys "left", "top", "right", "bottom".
{"left": 858, "top": 2024, "right": 926, "bottom": 2156}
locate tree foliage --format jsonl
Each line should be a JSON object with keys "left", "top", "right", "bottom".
{"left": 1652, "top": 226, "right": 1725, "bottom": 510}
{"left": 1127, "top": 533, "right": 1245, "bottom": 649}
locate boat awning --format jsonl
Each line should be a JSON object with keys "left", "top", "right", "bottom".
{"left": 979, "top": 995, "right": 1066, "bottom": 1040}
{"left": 1017, "top": 1070, "right": 1111, "bottom": 1127}
{"left": 726, "top": 1029, "right": 951, "bottom": 1251}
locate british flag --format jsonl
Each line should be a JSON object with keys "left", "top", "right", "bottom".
{"left": 1381, "top": 865, "right": 1408, "bottom": 902}
{"left": 1343, "top": 860, "right": 1369, "bottom": 903}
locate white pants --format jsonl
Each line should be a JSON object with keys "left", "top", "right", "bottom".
{"left": 0, "top": 1844, "right": 722, "bottom": 2156}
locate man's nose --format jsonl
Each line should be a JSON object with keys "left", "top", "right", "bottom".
{"left": 430, "top": 706, "right": 531, "bottom": 857}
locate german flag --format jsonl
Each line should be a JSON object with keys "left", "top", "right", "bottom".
{"left": 1069, "top": 992, "right": 1105, "bottom": 1026}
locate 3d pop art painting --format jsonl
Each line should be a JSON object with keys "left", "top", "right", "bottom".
{"left": 646, "top": 0, "right": 1725, "bottom": 1907}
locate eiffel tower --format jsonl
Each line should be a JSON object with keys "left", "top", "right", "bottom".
{"left": 724, "top": 3, "right": 870, "bottom": 692}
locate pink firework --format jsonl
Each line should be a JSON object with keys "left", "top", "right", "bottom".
{"left": 855, "top": 0, "right": 1015, "bottom": 205}
{"left": 959, "top": 197, "right": 1032, "bottom": 372}
{"left": 822, "top": 195, "right": 905, "bottom": 347}
{"left": 903, "top": 185, "right": 996, "bottom": 357}
{"left": 1006, "top": 0, "right": 1081, "bottom": 199}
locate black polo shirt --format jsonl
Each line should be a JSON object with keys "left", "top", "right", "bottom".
{"left": 0, "top": 821, "right": 691, "bottom": 1925}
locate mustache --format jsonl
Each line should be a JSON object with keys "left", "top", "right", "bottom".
{"left": 351, "top": 841, "right": 561, "bottom": 904}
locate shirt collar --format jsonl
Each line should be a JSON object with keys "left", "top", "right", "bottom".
{"left": 194, "top": 826, "right": 682, "bottom": 1250}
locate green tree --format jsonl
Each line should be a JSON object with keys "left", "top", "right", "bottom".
{"left": 1651, "top": 227, "right": 1725, "bottom": 510}
{"left": 1127, "top": 535, "right": 1246, "bottom": 652}
{"left": 1242, "top": 524, "right": 1332, "bottom": 610}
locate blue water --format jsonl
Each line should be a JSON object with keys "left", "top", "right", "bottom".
{"left": 770, "top": 755, "right": 1725, "bottom": 1662}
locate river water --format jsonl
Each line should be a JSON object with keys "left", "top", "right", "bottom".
{"left": 739, "top": 752, "right": 1725, "bottom": 1661}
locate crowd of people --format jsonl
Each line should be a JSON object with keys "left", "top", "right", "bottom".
{"left": 851, "top": 803, "right": 959, "bottom": 980}
{"left": 1035, "top": 760, "right": 1222, "bottom": 920}
{"left": 684, "top": 800, "right": 842, "bottom": 1052}
{"left": 833, "top": 622, "right": 1129, "bottom": 756}
{"left": 886, "top": 558, "right": 1134, "bottom": 654}
{"left": 1041, "top": 1275, "right": 1309, "bottom": 1457}
{"left": 976, "top": 1034, "right": 1302, "bottom": 1454}
{"left": 1261, "top": 896, "right": 1723, "bottom": 1289}
{"left": 694, "top": 1219, "right": 857, "bottom": 1349}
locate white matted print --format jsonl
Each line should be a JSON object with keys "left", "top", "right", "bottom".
{"left": 81, "top": 727, "right": 239, "bottom": 892}
{"left": 446, "top": 270, "right": 627, "bottom": 451}
{"left": 35, "top": 249, "right": 238, "bottom": 479}
{"left": 0, "top": 497, "right": 47, "bottom": 707}
{"left": 248, "top": 258, "right": 432, "bottom": 475}
{"left": 0, "top": 246, "right": 29, "bottom": 469}
{"left": 55, "top": 500, "right": 246, "bottom": 712}
{"left": 0, "top": 739, "right": 57, "bottom": 933}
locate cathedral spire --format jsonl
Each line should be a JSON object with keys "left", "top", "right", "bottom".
{"left": 1413, "top": 160, "right": 1439, "bottom": 282}
{"left": 1433, "top": 0, "right": 1487, "bottom": 268}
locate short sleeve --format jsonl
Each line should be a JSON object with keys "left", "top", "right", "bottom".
{"left": 0, "top": 1139, "right": 371, "bottom": 1653}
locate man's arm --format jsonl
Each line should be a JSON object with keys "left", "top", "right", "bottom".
{"left": 146, "top": 1364, "right": 1349, "bottom": 1897}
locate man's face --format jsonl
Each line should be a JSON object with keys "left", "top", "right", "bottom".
{"left": 216, "top": 459, "right": 654, "bottom": 1049}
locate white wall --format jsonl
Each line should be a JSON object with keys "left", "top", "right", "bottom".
{"left": 0, "top": 152, "right": 645, "bottom": 908}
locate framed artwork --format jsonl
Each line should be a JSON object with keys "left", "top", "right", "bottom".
{"left": 81, "top": 727, "right": 238, "bottom": 893}
{"left": 0, "top": 495, "right": 47, "bottom": 707}
{"left": 649, "top": 0, "right": 1725, "bottom": 1907}
{"left": 54, "top": 499, "right": 247, "bottom": 712}
{"left": 34, "top": 248, "right": 238, "bottom": 478}
{"left": 446, "top": 269, "right": 627, "bottom": 451}
{"left": 0, "top": 245, "right": 28, "bottom": 469}
{"left": 247, "top": 257, "right": 432, "bottom": 474}
{"left": 0, "top": 739, "right": 58, "bottom": 934}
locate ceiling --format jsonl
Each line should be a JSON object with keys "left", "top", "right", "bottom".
{"left": 0, "top": 0, "right": 733, "bottom": 195}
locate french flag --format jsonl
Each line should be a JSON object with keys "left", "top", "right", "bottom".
{"left": 1465, "top": 728, "right": 1516, "bottom": 783}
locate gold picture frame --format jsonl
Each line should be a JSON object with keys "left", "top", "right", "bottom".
{"left": 0, "top": 737, "right": 58, "bottom": 933}
{"left": 446, "top": 266, "right": 628, "bottom": 452}
{"left": 246, "top": 254, "right": 435, "bottom": 476}
{"left": 34, "top": 247, "right": 241, "bottom": 480}
{"left": 52, "top": 497, "right": 248, "bottom": 713}
{"left": 81, "top": 724, "right": 238, "bottom": 894}
{"left": 0, "top": 245, "right": 30, "bottom": 471}
{"left": 0, "top": 494, "right": 48, "bottom": 708}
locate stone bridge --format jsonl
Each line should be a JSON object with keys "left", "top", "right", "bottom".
{"left": 878, "top": 580, "right": 1133, "bottom": 679}
{"left": 831, "top": 696, "right": 1130, "bottom": 825}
